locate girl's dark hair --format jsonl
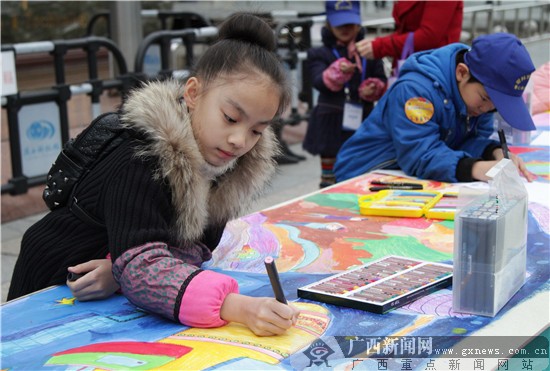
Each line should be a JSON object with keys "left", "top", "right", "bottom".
{"left": 456, "top": 49, "right": 481, "bottom": 83}
{"left": 192, "top": 12, "right": 291, "bottom": 118}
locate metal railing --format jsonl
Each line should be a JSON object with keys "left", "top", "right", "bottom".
{"left": 1, "top": 25, "right": 220, "bottom": 196}
{"left": 285, "top": 2, "right": 549, "bottom": 42}
{"left": 133, "top": 26, "right": 218, "bottom": 80}
{"left": 1, "top": 37, "right": 132, "bottom": 195}
{"left": 466, "top": 2, "right": 549, "bottom": 40}
{"left": 86, "top": 9, "right": 213, "bottom": 37}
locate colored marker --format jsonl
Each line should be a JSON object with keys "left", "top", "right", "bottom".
{"left": 264, "top": 256, "right": 287, "bottom": 304}
{"left": 498, "top": 129, "right": 510, "bottom": 159}
{"left": 371, "top": 180, "right": 423, "bottom": 187}
{"left": 370, "top": 185, "right": 423, "bottom": 191}
{"left": 67, "top": 272, "right": 84, "bottom": 282}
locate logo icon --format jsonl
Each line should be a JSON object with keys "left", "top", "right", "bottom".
{"left": 335, "top": 0, "right": 353, "bottom": 11}
{"left": 304, "top": 339, "right": 335, "bottom": 367}
{"left": 404, "top": 97, "right": 434, "bottom": 124}
{"left": 26, "top": 120, "right": 55, "bottom": 140}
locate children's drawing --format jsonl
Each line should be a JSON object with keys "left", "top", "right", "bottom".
{"left": 2, "top": 149, "right": 548, "bottom": 370}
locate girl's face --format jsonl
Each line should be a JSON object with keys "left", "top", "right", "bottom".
{"left": 456, "top": 63, "right": 496, "bottom": 117}
{"left": 184, "top": 73, "right": 280, "bottom": 167}
{"left": 330, "top": 24, "right": 361, "bottom": 44}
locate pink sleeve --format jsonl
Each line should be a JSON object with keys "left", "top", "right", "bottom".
{"left": 178, "top": 270, "right": 239, "bottom": 327}
{"left": 322, "top": 57, "right": 354, "bottom": 92}
{"left": 358, "top": 77, "right": 387, "bottom": 102}
{"left": 112, "top": 242, "right": 237, "bottom": 328}
{"left": 530, "top": 62, "right": 550, "bottom": 116}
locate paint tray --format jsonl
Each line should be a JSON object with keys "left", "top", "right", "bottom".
{"left": 424, "top": 192, "right": 459, "bottom": 220}
{"left": 297, "top": 255, "right": 453, "bottom": 314}
{"left": 358, "top": 190, "right": 441, "bottom": 218}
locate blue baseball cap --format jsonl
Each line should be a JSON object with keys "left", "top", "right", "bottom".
{"left": 325, "top": 0, "right": 361, "bottom": 27}
{"left": 465, "top": 33, "right": 536, "bottom": 131}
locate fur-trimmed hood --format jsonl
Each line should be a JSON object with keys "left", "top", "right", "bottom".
{"left": 120, "top": 79, "right": 280, "bottom": 243}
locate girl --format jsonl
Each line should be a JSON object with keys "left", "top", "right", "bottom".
{"left": 302, "top": 0, "right": 387, "bottom": 188}
{"left": 8, "top": 13, "right": 301, "bottom": 337}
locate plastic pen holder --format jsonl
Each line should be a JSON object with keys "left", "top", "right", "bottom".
{"left": 359, "top": 190, "right": 443, "bottom": 218}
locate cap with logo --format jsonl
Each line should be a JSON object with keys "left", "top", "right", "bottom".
{"left": 325, "top": 0, "right": 361, "bottom": 28}
{"left": 464, "top": 33, "right": 536, "bottom": 131}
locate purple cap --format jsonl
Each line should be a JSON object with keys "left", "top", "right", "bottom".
{"left": 325, "top": 0, "right": 361, "bottom": 27}
{"left": 465, "top": 33, "right": 536, "bottom": 131}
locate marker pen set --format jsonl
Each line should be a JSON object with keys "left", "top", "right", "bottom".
{"left": 298, "top": 256, "right": 453, "bottom": 314}
{"left": 425, "top": 193, "right": 461, "bottom": 220}
{"left": 369, "top": 179, "right": 424, "bottom": 191}
{"left": 453, "top": 194, "right": 527, "bottom": 317}
{"left": 358, "top": 190, "right": 458, "bottom": 219}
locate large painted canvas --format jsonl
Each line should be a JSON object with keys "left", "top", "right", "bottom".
{"left": 1, "top": 150, "right": 548, "bottom": 370}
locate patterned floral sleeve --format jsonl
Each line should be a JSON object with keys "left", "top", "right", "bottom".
{"left": 112, "top": 242, "right": 238, "bottom": 327}
{"left": 322, "top": 57, "right": 355, "bottom": 92}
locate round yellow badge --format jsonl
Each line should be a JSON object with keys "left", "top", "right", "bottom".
{"left": 404, "top": 97, "right": 434, "bottom": 124}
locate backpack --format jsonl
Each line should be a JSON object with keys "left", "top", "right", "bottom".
{"left": 42, "top": 112, "right": 128, "bottom": 220}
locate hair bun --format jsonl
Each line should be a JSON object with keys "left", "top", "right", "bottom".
{"left": 218, "top": 13, "right": 276, "bottom": 52}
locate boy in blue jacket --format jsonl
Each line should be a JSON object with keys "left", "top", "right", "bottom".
{"left": 334, "top": 33, "right": 537, "bottom": 183}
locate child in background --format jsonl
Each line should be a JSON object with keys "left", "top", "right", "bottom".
{"left": 335, "top": 33, "right": 536, "bottom": 183}
{"left": 302, "top": 0, "right": 386, "bottom": 188}
{"left": 529, "top": 61, "right": 550, "bottom": 116}
{"left": 355, "top": 1, "right": 463, "bottom": 66}
{"left": 8, "top": 13, "right": 300, "bottom": 337}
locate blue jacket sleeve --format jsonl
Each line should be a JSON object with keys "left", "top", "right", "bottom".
{"left": 386, "top": 82, "right": 471, "bottom": 183}
{"left": 458, "top": 113, "right": 500, "bottom": 158}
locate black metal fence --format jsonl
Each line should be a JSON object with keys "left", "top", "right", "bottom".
{"left": 1, "top": 36, "right": 132, "bottom": 195}
{"left": 1, "top": 11, "right": 316, "bottom": 196}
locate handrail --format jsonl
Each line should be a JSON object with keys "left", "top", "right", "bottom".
{"left": 133, "top": 26, "right": 218, "bottom": 75}
{"left": 298, "top": 2, "right": 549, "bottom": 40}
{"left": 2, "top": 37, "right": 127, "bottom": 75}
{"left": 1, "top": 37, "right": 132, "bottom": 195}
{"left": 86, "top": 9, "right": 212, "bottom": 37}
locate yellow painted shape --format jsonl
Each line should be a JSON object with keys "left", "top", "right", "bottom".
{"left": 56, "top": 297, "right": 76, "bottom": 305}
{"left": 158, "top": 302, "right": 330, "bottom": 370}
{"left": 160, "top": 339, "right": 274, "bottom": 369}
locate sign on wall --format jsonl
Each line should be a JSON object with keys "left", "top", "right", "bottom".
{"left": 18, "top": 102, "right": 62, "bottom": 177}
{"left": 1, "top": 50, "right": 18, "bottom": 96}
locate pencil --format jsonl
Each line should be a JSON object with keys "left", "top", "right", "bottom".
{"left": 264, "top": 256, "right": 288, "bottom": 304}
{"left": 498, "top": 129, "right": 510, "bottom": 159}
{"left": 369, "top": 185, "right": 423, "bottom": 191}
{"left": 370, "top": 180, "right": 423, "bottom": 187}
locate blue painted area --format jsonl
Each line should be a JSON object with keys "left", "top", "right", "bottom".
{"left": 1, "top": 212, "right": 548, "bottom": 370}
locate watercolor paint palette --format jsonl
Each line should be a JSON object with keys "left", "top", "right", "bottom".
{"left": 297, "top": 256, "right": 453, "bottom": 314}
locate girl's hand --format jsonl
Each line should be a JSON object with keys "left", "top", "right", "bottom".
{"left": 359, "top": 82, "right": 376, "bottom": 97}
{"left": 67, "top": 259, "right": 120, "bottom": 301}
{"left": 339, "top": 60, "right": 356, "bottom": 74}
{"left": 492, "top": 148, "right": 537, "bottom": 182}
{"left": 355, "top": 38, "right": 374, "bottom": 59}
{"left": 220, "top": 293, "right": 301, "bottom": 336}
